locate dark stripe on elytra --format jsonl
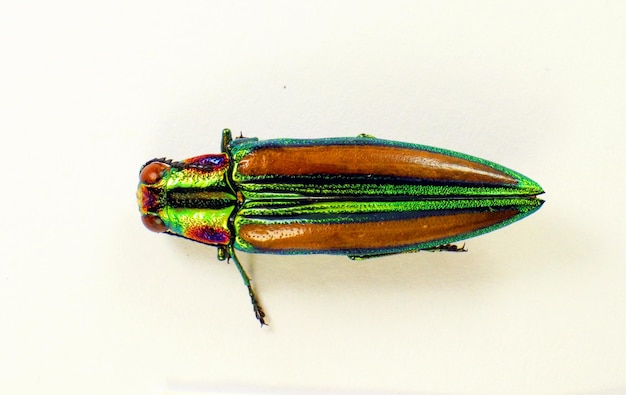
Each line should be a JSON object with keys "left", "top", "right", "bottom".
{"left": 241, "top": 185, "right": 522, "bottom": 199}
{"left": 240, "top": 206, "right": 520, "bottom": 223}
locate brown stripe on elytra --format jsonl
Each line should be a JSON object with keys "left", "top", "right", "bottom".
{"left": 236, "top": 145, "right": 517, "bottom": 185}
{"left": 238, "top": 209, "right": 519, "bottom": 251}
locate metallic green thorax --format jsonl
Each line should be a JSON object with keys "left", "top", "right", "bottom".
{"left": 137, "top": 154, "right": 236, "bottom": 246}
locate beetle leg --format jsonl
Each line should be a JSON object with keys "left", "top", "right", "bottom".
{"left": 220, "top": 129, "right": 233, "bottom": 152}
{"left": 357, "top": 133, "right": 376, "bottom": 139}
{"left": 228, "top": 247, "right": 267, "bottom": 326}
{"left": 348, "top": 251, "right": 414, "bottom": 260}
{"left": 348, "top": 243, "right": 467, "bottom": 260}
{"left": 216, "top": 245, "right": 228, "bottom": 261}
{"left": 421, "top": 243, "right": 467, "bottom": 252}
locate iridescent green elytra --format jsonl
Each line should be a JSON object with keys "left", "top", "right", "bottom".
{"left": 137, "top": 129, "right": 544, "bottom": 325}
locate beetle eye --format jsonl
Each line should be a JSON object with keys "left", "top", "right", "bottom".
{"left": 140, "top": 162, "right": 169, "bottom": 184}
{"left": 141, "top": 214, "right": 168, "bottom": 233}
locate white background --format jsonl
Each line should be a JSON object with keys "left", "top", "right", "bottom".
{"left": 1, "top": 1, "right": 625, "bottom": 394}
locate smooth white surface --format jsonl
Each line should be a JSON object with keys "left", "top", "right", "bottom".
{"left": 1, "top": 1, "right": 625, "bottom": 394}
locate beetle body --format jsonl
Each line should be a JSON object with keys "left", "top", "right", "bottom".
{"left": 137, "top": 129, "right": 544, "bottom": 324}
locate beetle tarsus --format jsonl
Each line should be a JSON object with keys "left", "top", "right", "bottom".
{"left": 422, "top": 243, "right": 467, "bottom": 252}
{"left": 248, "top": 285, "right": 267, "bottom": 326}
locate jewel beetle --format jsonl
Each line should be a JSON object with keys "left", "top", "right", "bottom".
{"left": 137, "top": 129, "right": 544, "bottom": 325}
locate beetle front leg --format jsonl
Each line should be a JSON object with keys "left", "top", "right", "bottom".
{"left": 228, "top": 247, "right": 267, "bottom": 326}
{"left": 221, "top": 129, "right": 233, "bottom": 153}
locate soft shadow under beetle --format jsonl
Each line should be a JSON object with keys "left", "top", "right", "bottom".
{"left": 137, "top": 129, "right": 544, "bottom": 325}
